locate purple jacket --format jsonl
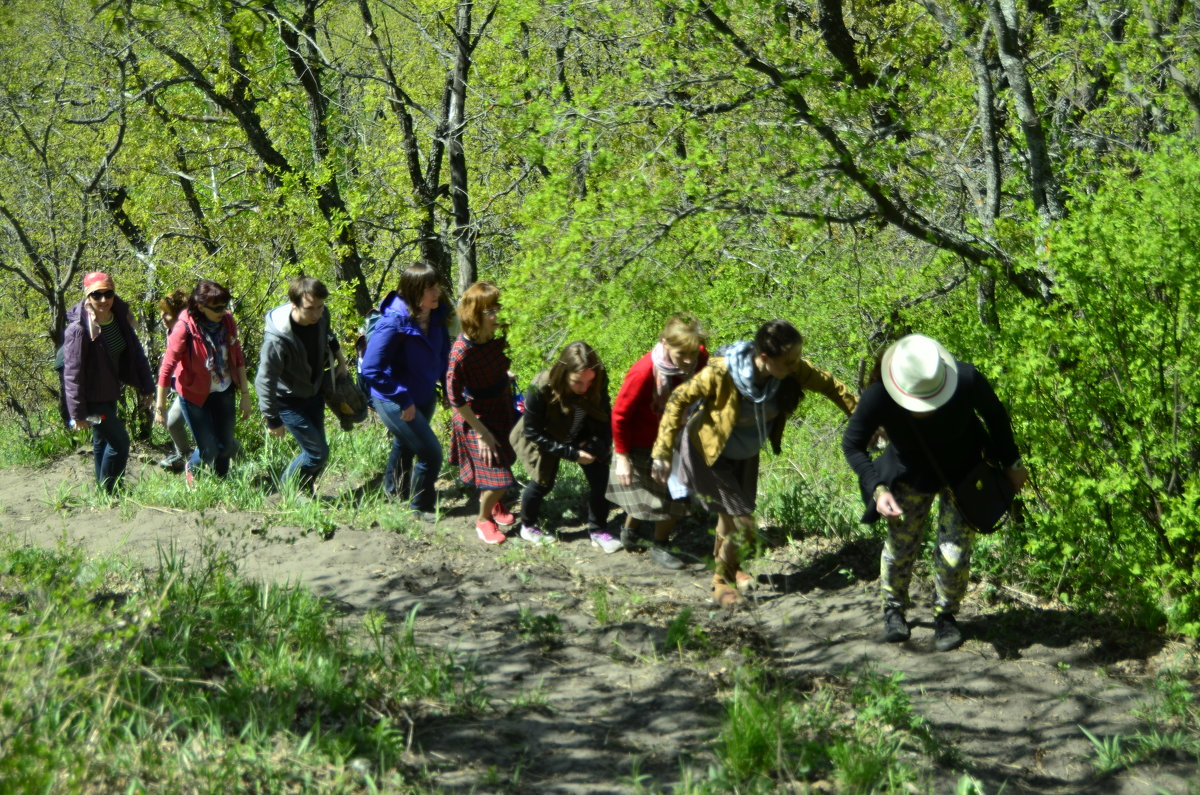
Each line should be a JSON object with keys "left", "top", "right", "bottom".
{"left": 359, "top": 292, "right": 451, "bottom": 409}
{"left": 61, "top": 296, "right": 154, "bottom": 422}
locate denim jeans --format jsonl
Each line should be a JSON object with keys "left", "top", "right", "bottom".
{"left": 372, "top": 396, "right": 441, "bottom": 512}
{"left": 277, "top": 393, "right": 329, "bottom": 490}
{"left": 88, "top": 400, "right": 129, "bottom": 493}
{"left": 166, "top": 394, "right": 193, "bottom": 459}
{"left": 180, "top": 387, "right": 236, "bottom": 477}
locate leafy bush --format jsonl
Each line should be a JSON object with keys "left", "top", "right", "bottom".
{"left": 991, "top": 145, "right": 1200, "bottom": 634}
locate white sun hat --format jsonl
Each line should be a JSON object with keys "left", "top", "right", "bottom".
{"left": 881, "top": 334, "right": 958, "bottom": 412}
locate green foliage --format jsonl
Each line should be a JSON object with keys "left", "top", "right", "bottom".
{"left": 662, "top": 607, "right": 711, "bottom": 656}
{"left": 691, "top": 666, "right": 945, "bottom": 793}
{"left": 0, "top": 540, "right": 479, "bottom": 791}
{"left": 517, "top": 607, "right": 563, "bottom": 649}
{"left": 991, "top": 144, "right": 1200, "bottom": 634}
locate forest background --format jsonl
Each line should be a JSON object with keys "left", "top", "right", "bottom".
{"left": 0, "top": 0, "right": 1197, "bottom": 637}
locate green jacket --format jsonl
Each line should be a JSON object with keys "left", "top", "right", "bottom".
{"left": 651, "top": 356, "right": 857, "bottom": 466}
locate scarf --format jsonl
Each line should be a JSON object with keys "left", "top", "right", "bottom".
{"left": 198, "top": 316, "right": 229, "bottom": 382}
{"left": 650, "top": 342, "right": 696, "bottom": 414}
{"left": 724, "top": 340, "right": 780, "bottom": 448}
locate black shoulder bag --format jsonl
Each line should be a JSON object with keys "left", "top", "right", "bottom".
{"left": 909, "top": 421, "right": 1015, "bottom": 534}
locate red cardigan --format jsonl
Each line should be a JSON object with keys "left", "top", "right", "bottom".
{"left": 611, "top": 347, "right": 707, "bottom": 455}
{"left": 157, "top": 309, "right": 246, "bottom": 405}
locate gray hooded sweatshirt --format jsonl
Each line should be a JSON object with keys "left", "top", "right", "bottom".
{"left": 255, "top": 302, "right": 335, "bottom": 427}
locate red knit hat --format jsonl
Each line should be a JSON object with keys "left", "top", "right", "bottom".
{"left": 83, "top": 272, "right": 114, "bottom": 293}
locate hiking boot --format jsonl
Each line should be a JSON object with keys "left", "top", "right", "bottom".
{"left": 158, "top": 453, "right": 185, "bottom": 472}
{"left": 519, "top": 525, "right": 556, "bottom": 545}
{"left": 649, "top": 544, "right": 685, "bottom": 570}
{"left": 491, "top": 501, "right": 516, "bottom": 526}
{"left": 475, "top": 519, "right": 507, "bottom": 545}
{"left": 883, "top": 607, "right": 910, "bottom": 643}
{"left": 620, "top": 526, "right": 640, "bottom": 551}
{"left": 933, "top": 612, "right": 963, "bottom": 651}
{"left": 590, "top": 530, "right": 623, "bottom": 554}
{"left": 410, "top": 509, "right": 439, "bottom": 524}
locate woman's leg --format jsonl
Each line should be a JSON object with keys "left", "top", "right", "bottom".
{"left": 880, "top": 483, "right": 935, "bottom": 612}
{"left": 180, "top": 395, "right": 219, "bottom": 472}
{"left": 478, "top": 488, "right": 505, "bottom": 522}
{"left": 372, "top": 397, "right": 416, "bottom": 500}
{"left": 165, "top": 395, "right": 192, "bottom": 459}
{"left": 209, "top": 388, "right": 236, "bottom": 477}
{"left": 580, "top": 457, "right": 611, "bottom": 531}
{"left": 932, "top": 491, "right": 975, "bottom": 615}
{"left": 88, "top": 401, "right": 129, "bottom": 493}
{"left": 402, "top": 401, "right": 443, "bottom": 512}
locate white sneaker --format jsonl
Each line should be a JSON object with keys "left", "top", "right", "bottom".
{"left": 590, "top": 530, "right": 623, "bottom": 554}
{"left": 519, "top": 525, "right": 556, "bottom": 545}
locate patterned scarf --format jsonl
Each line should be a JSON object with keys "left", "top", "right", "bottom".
{"left": 724, "top": 340, "right": 780, "bottom": 448}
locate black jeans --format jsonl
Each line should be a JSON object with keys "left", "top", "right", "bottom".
{"left": 521, "top": 455, "right": 610, "bottom": 530}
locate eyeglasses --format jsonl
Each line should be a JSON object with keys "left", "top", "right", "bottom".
{"left": 483, "top": 307, "right": 501, "bottom": 318}
{"left": 88, "top": 290, "right": 115, "bottom": 300}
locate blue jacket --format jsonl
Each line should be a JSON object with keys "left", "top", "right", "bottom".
{"left": 360, "top": 292, "right": 451, "bottom": 409}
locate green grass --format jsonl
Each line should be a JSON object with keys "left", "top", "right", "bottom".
{"left": 0, "top": 540, "right": 483, "bottom": 792}
{"left": 682, "top": 666, "right": 951, "bottom": 793}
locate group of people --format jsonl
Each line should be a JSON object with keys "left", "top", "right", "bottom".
{"left": 60, "top": 266, "right": 1028, "bottom": 651}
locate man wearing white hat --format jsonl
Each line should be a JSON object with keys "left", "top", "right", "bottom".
{"left": 843, "top": 334, "right": 1028, "bottom": 650}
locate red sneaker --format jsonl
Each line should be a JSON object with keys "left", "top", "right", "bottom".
{"left": 476, "top": 519, "right": 507, "bottom": 545}
{"left": 490, "top": 501, "right": 516, "bottom": 526}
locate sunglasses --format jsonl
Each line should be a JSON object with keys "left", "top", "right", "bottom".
{"left": 88, "top": 290, "right": 115, "bottom": 300}
{"left": 204, "top": 303, "right": 229, "bottom": 313}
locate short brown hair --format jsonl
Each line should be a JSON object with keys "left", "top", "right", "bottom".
{"left": 661, "top": 314, "right": 706, "bottom": 354}
{"left": 458, "top": 281, "right": 500, "bottom": 339}
{"left": 159, "top": 289, "right": 187, "bottom": 318}
{"left": 287, "top": 276, "right": 328, "bottom": 305}
{"left": 547, "top": 341, "right": 605, "bottom": 407}
{"left": 398, "top": 262, "right": 440, "bottom": 315}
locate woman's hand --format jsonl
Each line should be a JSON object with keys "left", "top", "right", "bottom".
{"left": 875, "top": 489, "right": 903, "bottom": 518}
{"left": 477, "top": 429, "right": 500, "bottom": 465}
{"left": 402, "top": 403, "right": 416, "bottom": 422}
{"left": 651, "top": 457, "right": 671, "bottom": 485}
{"left": 613, "top": 453, "right": 632, "bottom": 486}
{"left": 239, "top": 392, "right": 252, "bottom": 421}
{"left": 153, "top": 406, "right": 168, "bottom": 427}
{"left": 577, "top": 449, "right": 596, "bottom": 466}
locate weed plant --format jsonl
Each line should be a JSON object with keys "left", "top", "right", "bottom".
{"left": 685, "top": 666, "right": 949, "bottom": 793}
{"left": 0, "top": 540, "right": 482, "bottom": 792}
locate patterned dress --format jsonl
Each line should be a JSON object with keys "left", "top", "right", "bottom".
{"left": 446, "top": 334, "right": 517, "bottom": 490}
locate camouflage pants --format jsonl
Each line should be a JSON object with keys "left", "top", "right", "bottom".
{"left": 881, "top": 481, "right": 975, "bottom": 614}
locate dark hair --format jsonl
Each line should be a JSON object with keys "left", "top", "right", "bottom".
{"left": 547, "top": 341, "right": 605, "bottom": 406}
{"left": 288, "top": 276, "right": 328, "bottom": 305}
{"left": 398, "top": 262, "right": 441, "bottom": 315}
{"left": 753, "top": 319, "right": 803, "bottom": 358}
{"left": 186, "top": 280, "right": 232, "bottom": 316}
{"left": 458, "top": 281, "right": 500, "bottom": 339}
{"left": 159, "top": 289, "right": 187, "bottom": 318}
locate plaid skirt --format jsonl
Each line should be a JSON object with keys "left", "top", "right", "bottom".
{"left": 678, "top": 429, "right": 759, "bottom": 517}
{"left": 450, "top": 418, "right": 516, "bottom": 491}
{"left": 606, "top": 447, "right": 690, "bottom": 521}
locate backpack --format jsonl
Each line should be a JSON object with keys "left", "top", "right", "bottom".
{"left": 354, "top": 308, "right": 383, "bottom": 399}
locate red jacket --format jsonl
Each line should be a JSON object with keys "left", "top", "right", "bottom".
{"left": 157, "top": 309, "right": 246, "bottom": 405}
{"left": 611, "top": 347, "right": 707, "bottom": 455}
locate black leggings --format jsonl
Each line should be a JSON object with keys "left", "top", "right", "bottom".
{"left": 521, "top": 456, "right": 610, "bottom": 530}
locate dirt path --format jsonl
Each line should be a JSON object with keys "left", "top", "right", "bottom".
{"left": 0, "top": 456, "right": 1196, "bottom": 793}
